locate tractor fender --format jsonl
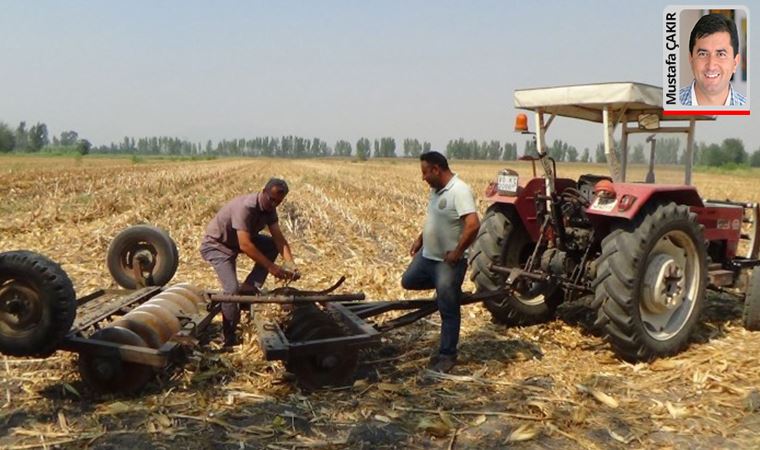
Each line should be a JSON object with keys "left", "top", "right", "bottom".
{"left": 483, "top": 177, "right": 577, "bottom": 241}
{"left": 585, "top": 183, "right": 704, "bottom": 221}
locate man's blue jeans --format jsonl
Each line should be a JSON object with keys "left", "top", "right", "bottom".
{"left": 401, "top": 252, "right": 467, "bottom": 356}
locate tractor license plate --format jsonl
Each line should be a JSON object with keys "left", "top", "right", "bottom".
{"left": 497, "top": 174, "right": 518, "bottom": 194}
{"left": 591, "top": 197, "right": 617, "bottom": 212}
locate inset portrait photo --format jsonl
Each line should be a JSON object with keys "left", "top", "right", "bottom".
{"left": 663, "top": 6, "right": 749, "bottom": 115}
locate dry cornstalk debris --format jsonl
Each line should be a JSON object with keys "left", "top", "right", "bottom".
{"left": 1, "top": 156, "right": 759, "bottom": 448}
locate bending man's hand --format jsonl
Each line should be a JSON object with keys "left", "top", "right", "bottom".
{"left": 281, "top": 261, "right": 301, "bottom": 281}
{"left": 268, "top": 264, "right": 290, "bottom": 280}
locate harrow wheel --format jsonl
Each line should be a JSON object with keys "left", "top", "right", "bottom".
{"left": 107, "top": 225, "right": 178, "bottom": 289}
{"left": 0, "top": 251, "right": 76, "bottom": 357}
{"left": 594, "top": 202, "right": 707, "bottom": 361}
{"left": 284, "top": 305, "right": 358, "bottom": 391}
{"left": 78, "top": 326, "right": 154, "bottom": 394}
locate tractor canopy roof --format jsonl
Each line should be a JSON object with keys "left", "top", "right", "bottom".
{"left": 512, "top": 82, "right": 714, "bottom": 185}
{"left": 513, "top": 82, "right": 713, "bottom": 123}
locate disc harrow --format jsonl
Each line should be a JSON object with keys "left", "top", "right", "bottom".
{"left": 65, "top": 281, "right": 213, "bottom": 394}
{"left": 1, "top": 225, "right": 510, "bottom": 394}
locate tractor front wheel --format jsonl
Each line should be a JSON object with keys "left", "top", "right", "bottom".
{"left": 594, "top": 202, "right": 707, "bottom": 361}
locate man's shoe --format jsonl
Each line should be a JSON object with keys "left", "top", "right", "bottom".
{"left": 223, "top": 334, "right": 238, "bottom": 348}
{"left": 429, "top": 354, "right": 457, "bottom": 373}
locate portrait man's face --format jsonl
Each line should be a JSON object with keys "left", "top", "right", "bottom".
{"left": 689, "top": 30, "right": 740, "bottom": 104}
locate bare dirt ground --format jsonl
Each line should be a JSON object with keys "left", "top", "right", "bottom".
{"left": 1, "top": 156, "right": 759, "bottom": 449}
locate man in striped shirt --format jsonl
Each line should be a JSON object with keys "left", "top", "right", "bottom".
{"left": 678, "top": 14, "right": 746, "bottom": 107}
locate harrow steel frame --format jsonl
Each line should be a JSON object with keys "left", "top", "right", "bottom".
{"left": 246, "top": 289, "right": 508, "bottom": 364}
{"left": 51, "top": 282, "right": 509, "bottom": 391}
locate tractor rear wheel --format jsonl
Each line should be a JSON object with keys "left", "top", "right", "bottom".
{"left": 742, "top": 269, "right": 760, "bottom": 331}
{"left": 468, "top": 205, "right": 561, "bottom": 326}
{"left": 594, "top": 202, "right": 707, "bottom": 361}
{"left": 0, "top": 251, "right": 76, "bottom": 357}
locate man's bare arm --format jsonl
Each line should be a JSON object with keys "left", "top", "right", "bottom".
{"left": 269, "top": 222, "right": 294, "bottom": 262}
{"left": 237, "top": 229, "right": 287, "bottom": 278}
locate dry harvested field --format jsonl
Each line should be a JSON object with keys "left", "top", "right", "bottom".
{"left": 1, "top": 155, "right": 760, "bottom": 449}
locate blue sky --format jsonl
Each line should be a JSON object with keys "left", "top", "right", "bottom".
{"left": 0, "top": 1, "right": 756, "bottom": 153}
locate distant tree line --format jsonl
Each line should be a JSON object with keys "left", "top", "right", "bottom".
{"left": 446, "top": 139, "right": 519, "bottom": 160}
{"left": 0, "top": 121, "right": 91, "bottom": 154}
{"left": 94, "top": 135, "right": 420, "bottom": 161}
{"left": 2, "top": 120, "right": 760, "bottom": 167}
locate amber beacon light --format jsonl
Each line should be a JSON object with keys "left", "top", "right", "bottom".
{"left": 514, "top": 113, "right": 529, "bottom": 133}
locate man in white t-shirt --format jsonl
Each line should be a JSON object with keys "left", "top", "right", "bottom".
{"left": 401, "top": 151, "right": 480, "bottom": 373}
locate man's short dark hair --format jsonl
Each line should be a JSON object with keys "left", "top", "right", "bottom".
{"left": 689, "top": 13, "right": 740, "bottom": 57}
{"left": 265, "top": 178, "right": 289, "bottom": 195}
{"left": 420, "top": 151, "right": 449, "bottom": 171}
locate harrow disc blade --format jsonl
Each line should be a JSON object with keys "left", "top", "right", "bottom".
{"left": 284, "top": 316, "right": 357, "bottom": 391}
{"left": 172, "top": 282, "right": 204, "bottom": 298}
{"left": 78, "top": 326, "right": 154, "bottom": 394}
{"left": 283, "top": 304, "right": 326, "bottom": 340}
{"left": 153, "top": 292, "right": 199, "bottom": 315}
{"left": 111, "top": 316, "right": 163, "bottom": 349}
{"left": 123, "top": 310, "right": 174, "bottom": 343}
{"left": 163, "top": 286, "right": 205, "bottom": 306}
{"left": 143, "top": 298, "right": 184, "bottom": 317}
{"left": 132, "top": 304, "right": 181, "bottom": 337}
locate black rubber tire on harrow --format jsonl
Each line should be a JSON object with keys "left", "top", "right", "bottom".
{"left": 78, "top": 326, "right": 154, "bottom": 394}
{"left": 0, "top": 251, "right": 76, "bottom": 357}
{"left": 468, "top": 205, "right": 561, "bottom": 325}
{"left": 107, "top": 225, "right": 179, "bottom": 289}
{"left": 284, "top": 306, "right": 358, "bottom": 391}
{"left": 593, "top": 202, "right": 707, "bottom": 362}
{"left": 742, "top": 269, "right": 760, "bottom": 331}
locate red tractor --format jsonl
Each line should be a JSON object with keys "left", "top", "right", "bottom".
{"left": 469, "top": 82, "right": 760, "bottom": 361}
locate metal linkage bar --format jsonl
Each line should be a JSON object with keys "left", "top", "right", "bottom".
{"left": 340, "top": 299, "right": 439, "bottom": 319}
{"left": 371, "top": 290, "right": 509, "bottom": 333}
{"left": 338, "top": 290, "right": 508, "bottom": 321}
{"left": 490, "top": 263, "right": 592, "bottom": 294}
{"left": 375, "top": 302, "right": 439, "bottom": 332}
{"left": 327, "top": 302, "right": 380, "bottom": 337}
{"left": 208, "top": 292, "right": 365, "bottom": 304}
{"left": 60, "top": 336, "right": 168, "bottom": 368}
